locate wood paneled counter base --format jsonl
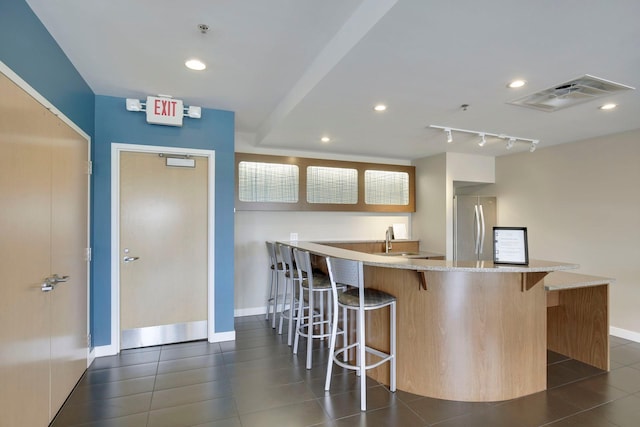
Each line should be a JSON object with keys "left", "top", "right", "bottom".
{"left": 279, "top": 241, "right": 610, "bottom": 402}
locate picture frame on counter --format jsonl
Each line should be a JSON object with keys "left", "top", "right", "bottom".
{"left": 493, "top": 226, "right": 529, "bottom": 265}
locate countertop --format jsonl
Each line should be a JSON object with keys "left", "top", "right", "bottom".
{"left": 544, "top": 271, "right": 614, "bottom": 290}
{"left": 279, "top": 241, "right": 578, "bottom": 273}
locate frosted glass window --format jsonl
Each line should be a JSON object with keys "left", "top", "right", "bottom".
{"left": 307, "top": 166, "right": 357, "bottom": 204}
{"left": 365, "top": 170, "right": 409, "bottom": 205}
{"left": 238, "top": 161, "right": 299, "bottom": 202}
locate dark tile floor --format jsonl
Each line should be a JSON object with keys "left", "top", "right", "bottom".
{"left": 51, "top": 316, "right": 640, "bottom": 427}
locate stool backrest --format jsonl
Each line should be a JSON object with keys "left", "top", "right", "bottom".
{"left": 278, "top": 244, "right": 294, "bottom": 272}
{"left": 292, "top": 248, "right": 311, "bottom": 274}
{"left": 326, "top": 257, "right": 363, "bottom": 289}
{"left": 265, "top": 241, "right": 277, "bottom": 266}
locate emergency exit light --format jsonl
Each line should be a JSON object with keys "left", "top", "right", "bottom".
{"left": 125, "top": 95, "right": 202, "bottom": 127}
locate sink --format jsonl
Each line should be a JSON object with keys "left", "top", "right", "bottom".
{"left": 375, "top": 251, "right": 421, "bottom": 257}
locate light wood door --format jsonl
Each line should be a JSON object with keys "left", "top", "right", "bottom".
{"left": 120, "top": 152, "right": 208, "bottom": 347}
{"left": 0, "top": 107, "right": 53, "bottom": 427}
{"left": 49, "top": 115, "right": 89, "bottom": 414}
{"left": 0, "top": 72, "right": 89, "bottom": 425}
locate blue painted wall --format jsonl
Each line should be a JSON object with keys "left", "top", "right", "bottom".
{"left": 0, "top": 0, "right": 95, "bottom": 136}
{"left": 1, "top": 0, "right": 236, "bottom": 348}
{"left": 93, "top": 96, "right": 236, "bottom": 345}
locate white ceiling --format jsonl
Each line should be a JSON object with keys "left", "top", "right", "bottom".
{"left": 26, "top": 0, "right": 640, "bottom": 160}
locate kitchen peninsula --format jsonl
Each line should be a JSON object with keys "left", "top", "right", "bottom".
{"left": 280, "top": 241, "right": 611, "bottom": 402}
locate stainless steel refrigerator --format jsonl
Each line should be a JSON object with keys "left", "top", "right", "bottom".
{"left": 453, "top": 195, "right": 497, "bottom": 261}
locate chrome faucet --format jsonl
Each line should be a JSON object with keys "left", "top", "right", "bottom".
{"left": 385, "top": 227, "right": 393, "bottom": 253}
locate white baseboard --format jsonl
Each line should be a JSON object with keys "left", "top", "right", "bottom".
{"left": 234, "top": 303, "right": 291, "bottom": 318}
{"left": 94, "top": 344, "right": 119, "bottom": 357}
{"left": 88, "top": 348, "right": 96, "bottom": 368}
{"left": 234, "top": 307, "right": 267, "bottom": 317}
{"left": 610, "top": 326, "right": 640, "bottom": 343}
{"left": 209, "top": 330, "right": 236, "bottom": 343}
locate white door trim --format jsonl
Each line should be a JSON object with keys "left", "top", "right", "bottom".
{"left": 110, "top": 143, "right": 215, "bottom": 354}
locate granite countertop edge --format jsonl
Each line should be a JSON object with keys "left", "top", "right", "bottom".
{"left": 279, "top": 241, "right": 578, "bottom": 274}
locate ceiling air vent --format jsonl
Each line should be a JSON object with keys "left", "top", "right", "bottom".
{"left": 507, "top": 74, "right": 634, "bottom": 112}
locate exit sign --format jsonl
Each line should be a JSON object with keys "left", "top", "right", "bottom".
{"left": 146, "top": 96, "right": 184, "bottom": 126}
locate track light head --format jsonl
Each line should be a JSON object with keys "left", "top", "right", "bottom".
{"left": 530, "top": 140, "right": 539, "bottom": 152}
{"left": 445, "top": 128, "right": 453, "bottom": 143}
{"left": 506, "top": 137, "right": 516, "bottom": 150}
{"left": 478, "top": 133, "right": 487, "bottom": 147}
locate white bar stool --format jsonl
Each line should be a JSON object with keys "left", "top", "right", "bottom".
{"left": 324, "top": 256, "right": 397, "bottom": 411}
{"left": 292, "top": 248, "right": 339, "bottom": 370}
{"left": 277, "top": 244, "right": 302, "bottom": 345}
{"left": 265, "top": 241, "right": 285, "bottom": 328}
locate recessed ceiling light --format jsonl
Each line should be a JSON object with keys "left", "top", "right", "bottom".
{"left": 373, "top": 104, "right": 387, "bottom": 112}
{"left": 321, "top": 136, "right": 331, "bottom": 143}
{"left": 599, "top": 103, "right": 617, "bottom": 110}
{"left": 507, "top": 79, "right": 527, "bottom": 89}
{"left": 185, "top": 59, "right": 206, "bottom": 71}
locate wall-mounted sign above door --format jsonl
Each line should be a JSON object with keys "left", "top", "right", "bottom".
{"left": 125, "top": 95, "right": 201, "bottom": 127}
{"left": 146, "top": 96, "right": 184, "bottom": 126}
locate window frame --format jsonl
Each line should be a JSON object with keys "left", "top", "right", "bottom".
{"left": 235, "top": 153, "right": 415, "bottom": 212}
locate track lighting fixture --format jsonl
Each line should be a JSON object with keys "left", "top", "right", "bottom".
{"left": 478, "top": 133, "right": 487, "bottom": 147}
{"left": 445, "top": 128, "right": 453, "bottom": 143}
{"left": 429, "top": 125, "right": 540, "bottom": 152}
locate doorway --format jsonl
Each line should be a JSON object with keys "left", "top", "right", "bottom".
{"left": 111, "top": 144, "right": 215, "bottom": 351}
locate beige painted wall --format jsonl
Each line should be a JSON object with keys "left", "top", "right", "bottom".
{"left": 412, "top": 152, "right": 495, "bottom": 258}
{"left": 412, "top": 153, "right": 447, "bottom": 254}
{"left": 494, "top": 129, "right": 640, "bottom": 336}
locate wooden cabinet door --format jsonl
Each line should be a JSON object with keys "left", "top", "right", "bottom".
{"left": 0, "top": 71, "right": 89, "bottom": 425}
{"left": 0, "top": 77, "right": 53, "bottom": 427}
{"left": 49, "top": 113, "right": 89, "bottom": 417}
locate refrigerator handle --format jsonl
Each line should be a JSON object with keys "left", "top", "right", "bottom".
{"left": 474, "top": 204, "right": 480, "bottom": 255}
{"left": 479, "top": 204, "right": 486, "bottom": 255}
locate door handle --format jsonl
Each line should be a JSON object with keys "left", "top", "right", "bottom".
{"left": 479, "top": 204, "right": 485, "bottom": 255}
{"left": 50, "top": 274, "right": 69, "bottom": 284}
{"left": 41, "top": 281, "right": 54, "bottom": 292}
{"left": 41, "top": 274, "right": 69, "bottom": 291}
{"left": 123, "top": 256, "right": 140, "bottom": 263}
{"left": 473, "top": 205, "right": 481, "bottom": 255}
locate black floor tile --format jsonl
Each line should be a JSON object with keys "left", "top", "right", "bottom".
{"left": 159, "top": 342, "right": 221, "bottom": 361}
{"left": 157, "top": 353, "right": 226, "bottom": 374}
{"left": 610, "top": 344, "right": 640, "bottom": 366}
{"left": 547, "top": 350, "right": 571, "bottom": 365}
{"left": 541, "top": 409, "right": 619, "bottom": 426}
{"left": 234, "top": 380, "right": 316, "bottom": 414}
{"left": 51, "top": 392, "right": 152, "bottom": 426}
{"left": 89, "top": 350, "right": 161, "bottom": 370}
{"left": 547, "top": 375, "right": 628, "bottom": 411}
{"left": 68, "top": 376, "right": 156, "bottom": 404}
{"left": 150, "top": 380, "right": 234, "bottom": 410}
{"left": 154, "top": 366, "right": 229, "bottom": 390}
{"left": 51, "top": 319, "right": 640, "bottom": 427}
{"left": 146, "top": 396, "right": 237, "bottom": 427}
{"left": 579, "top": 393, "right": 640, "bottom": 427}
{"left": 81, "top": 363, "right": 158, "bottom": 385}
{"left": 333, "top": 401, "right": 425, "bottom": 427}
{"left": 70, "top": 412, "right": 149, "bottom": 427}
{"left": 319, "top": 385, "right": 397, "bottom": 420}
{"left": 239, "top": 399, "right": 331, "bottom": 427}
{"left": 405, "top": 396, "right": 490, "bottom": 425}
